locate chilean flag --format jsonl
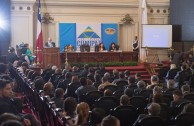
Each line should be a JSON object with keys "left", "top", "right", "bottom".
{"left": 36, "top": 0, "right": 43, "bottom": 64}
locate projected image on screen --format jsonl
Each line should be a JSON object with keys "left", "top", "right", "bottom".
{"left": 142, "top": 25, "right": 172, "bottom": 48}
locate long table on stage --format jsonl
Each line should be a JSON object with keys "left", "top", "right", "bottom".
{"left": 60, "top": 51, "right": 134, "bottom": 63}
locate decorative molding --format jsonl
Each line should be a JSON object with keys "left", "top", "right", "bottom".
{"left": 40, "top": 0, "right": 138, "bottom": 8}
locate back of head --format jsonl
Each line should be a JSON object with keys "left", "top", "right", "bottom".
{"left": 137, "top": 80, "right": 146, "bottom": 88}
{"left": 120, "top": 94, "right": 129, "bottom": 105}
{"left": 104, "top": 89, "right": 113, "bottom": 96}
{"left": 63, "top": 97, "right": 77, "bottom": 117}
{"left": 1, "top": 120, "right": 24, "bottom": 126}
{"left": 148, "top": 103, "right": 161, "bottom": 116}
{"left": 76, "top": 102, "right": 90, "bottom": 125}
{"left": 128, "top": 77, "right": 135, "bottom": 84}
{"left": 124, "top": 88, "right": 133, "bottom": 97}
{"left": 151, "top": 75, "right": 159, "bottom": 83}
{"left": 181, "top": 84, "right": 190, "bottom": 93}
{"left": 101, "top": 115, "right": 120, "bottom": 126}
{"left": 119, "top": 71, "right": 125, "bottom": 78}
{"left": 153, "top": 86, "right": 162, "bottom": 95}
{"left": 0, "top": 113, "right": 20, "bottom": 125}
{"left": 54, "top": 88, "right": 64, "bottom": 98}
{"left": 80, "top": 77, "right": 87, "bottom": 86}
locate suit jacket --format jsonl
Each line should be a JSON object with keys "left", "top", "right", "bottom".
{"left": 45, "top": 42, "right": 56, "bottom": 47}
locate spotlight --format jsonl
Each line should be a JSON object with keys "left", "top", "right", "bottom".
{"left": 0, "top": 18, "right": 6, "bottom": 29}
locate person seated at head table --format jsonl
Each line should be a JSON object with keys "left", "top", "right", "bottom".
{"left": 96, "top": 43, "right": 106, "bottom": 52}
{"left": 67, "top": 44, "right": 74, "bottom": 52}
{"left": 109, "top": 42, "right": 119, "bottom": 52}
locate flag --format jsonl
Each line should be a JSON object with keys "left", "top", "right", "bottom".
{"left": 36, "top": 0, "right": 43, "bottom": 64}
{"left": 142, "top": 0, "right": 148, "bottom": 24}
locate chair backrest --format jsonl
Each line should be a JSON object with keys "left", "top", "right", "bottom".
{"left": 85, "top": 91, "right": 103, "bottom": 108}
{"left": 175, "top": 112, "right": 194, "bottom": 126}
{"left": 139, "top": 89, "right": 153, "bottom": 100}
{"left": 173, "top": 101, "right": 194, "bottom": 117}
{"left": 112, "top": 105, "right": 139, "bottom": 126}
{"left": 80, "top": 44, "right": 90, "bottom": 52}
{"left": 113, "top": 90, "right": 124, "bottom": 100}
{"left": 94, "top": 96, "right": 119, "bottom": 115}
{"left": 103, "top": 85, "right": 118, "bottom": 92}
{"left": 136, "top": 116, "right": 165, "bottom": 126}
{"left": 184, "top": 93, "right": 194, "bottom": 102}
{"left": 162, "top": 94, "right": 173, "bottom": 107}
{"left": 115, "top": 80, "right": 128, "bottom": 90}
{"left": 129, "top": 96, "right": 147, "bottom": 113}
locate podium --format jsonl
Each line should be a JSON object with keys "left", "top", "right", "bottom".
{"left": 42, "top": 47, "right": 61, "bottom": 69}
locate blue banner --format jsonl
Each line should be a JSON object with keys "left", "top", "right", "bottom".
{"left": 59, "top": 23, "right": 76, "bottom": 52}
{"left": 59, "top": 23, "right": 118, "bottom": 52}
{"left": 101, "top": 23, "right": 118, "bottom": 50}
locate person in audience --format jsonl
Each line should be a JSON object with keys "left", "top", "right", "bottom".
{"left": 89, "top": 108, "right": 106, "bottom": 126}
{"left": 64, "top": 75, "right": 81, "bottom": 98}
{"left": 135, "top": 72, "right": 142, "bottom": 84}
{"left": 80, "top": 64, "right": 89, "bottom": 78}
{"left": 134, "top": 80, "right": 146, "bottom": 96}
{"left": 93, "top": 74, "right": 102, "bottom": 89}
{"left": 171, "top": 51, "right": 182, "bottom": 69}
{"left": 126, "top": 77, "right": 137, "bottom": 91}
{"left": 34, "top": 77, "right": 45, "bottom": 92}
{"left": 6, "top": 47, "right": 19, "bottom": 64}
{"left": 49, "top": 68, "right": 62, "bottom": 86}
{"left": 96, "top": 43, "right": 106, "bottom": 52}
{"left": 181, "top": 84, "right": 190, "bottom": 96}
{"left": 133, "top": 103, "right": 161, "bottom": 126}
{"left": 112, "top": 71, "right": 128, "bottom": 85}
{"left": 165, "top": 64, "right": 179, "bottom": 84}
{"left": 147, "top": 75, "right": 160, "bottom": 89}
{"left": 120, "top": 94, "right": 130, "bottom": 106}
{"left": 132, "top": 36, "right": 139, "bottom": 61}
{"left": 0, "top": 79, "right": 40, "bottom": 126}
{"left": 45, "top": 37, "right": 56, "bottom": 47}
{"left": 50, "top": 88, "right": 64, "bottom": 108}
{"left": 63, "top": 97, "right": 77, "bottom": 122}
{"left": 1, "top": 120, "right": 24, "bottom": 126}
{"left": 57, "top": 72, "right": 72, "bottom": 91}
{"left": 124, "top": 70, "right": 131, "bottom": 79}
{"left": 174, "top": 64, "right": 192, "bottom": 89}
{"left": 75, "top": 77, "right": 96, "bottom": 102}
{"left": 104, "top": 89, "right": 113, "bottom": 96}
{"left": 101, "top": 115, "right": 120, "bottom": 126}
{"left": 43, "top": 82, "right": 54, "bottom": 98}
{"left": 98, "top": 76, "right": 116, "bottom": 91}
{"left": 112, "top": 69, "right": 119, "bottom": 80}
{"left": 0, "top": 113, "right": 24, "bottom": 125}
{"left": 170, "top": 89, "right": 188, "bottom": 109}
{"left": 75, "top": 102, "right": 90, "bottom": 126}
{"left": 124, "top": 88, "right": 133, "bottom": 98}
{"left": 71, "top": 66, "right": 80, "bottom": 76}
{"left": 104, "top": 72, "right": 113, "bottom": 83}
{"left": 163, "top": 79, "right": 176, "bottom": 95}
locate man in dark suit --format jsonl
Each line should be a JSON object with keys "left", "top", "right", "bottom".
{"left": 45, "top": 37, "right": 56, "bottom": 47}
